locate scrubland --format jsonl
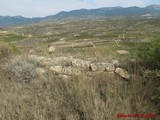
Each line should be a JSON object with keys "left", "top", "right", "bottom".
{"left": 0, "top": 18, "right": 160, "bottom": 120}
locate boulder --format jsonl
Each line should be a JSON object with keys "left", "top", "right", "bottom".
{"left": 115, "top": 68, "right": 130, "bottom": 79}
{"left": 48, "top": 46, "right": 55, "bottom": 53}
{"left": 59, "top": 74, "right": 69, "bottom": 80}
{"left": 112, "top": 60, "right": 120, "bottom": 67}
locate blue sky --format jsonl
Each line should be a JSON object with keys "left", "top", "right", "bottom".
{"left": 0, "top": 0, "right": 159, "bottom": 17}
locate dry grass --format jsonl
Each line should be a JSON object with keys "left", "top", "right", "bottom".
{"left": 0, "top": 40, "right": 159, "bottom": 120}
{"left": 0, "top": 65, "right": 159, "bottom": 120}
{"left": 0, "top": 42, "right": 11, "bottom": 60}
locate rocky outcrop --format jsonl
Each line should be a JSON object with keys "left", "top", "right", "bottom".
{"left": 28, "top": 54, "right": 131, "bottom": 80}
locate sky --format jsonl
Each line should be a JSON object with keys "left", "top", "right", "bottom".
{"left": 0, "top": 0, "right": 160, "bottom": 18}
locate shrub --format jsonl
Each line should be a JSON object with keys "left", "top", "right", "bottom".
{"left": 3, "top": 34, "right": 26, "bottom": 42}
{"left": 137, "top": 36, "right": 160, "bottom": 69}
{"left": 137, "top": 36, "right": 160, "bottom": 114}
{"left": 5, "top": 56, "right": 38, "bottom": 83}
{"left": 9, "top": 43, "right": 21, "bottom": 54}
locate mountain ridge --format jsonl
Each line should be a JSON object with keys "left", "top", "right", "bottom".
{"left": 0, "top": 5, "right": 160, "bottom": 27}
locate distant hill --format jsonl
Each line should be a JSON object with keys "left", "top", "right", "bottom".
{"left": 0, "top": 16, "right": 41, "bottom": 27}
{"left": 0, "top": 5, "right": 160, "bottom": 27}
{"left": 44, "top": 5, "right": 160, "bottom": 20}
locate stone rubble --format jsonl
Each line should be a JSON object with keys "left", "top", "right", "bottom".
{"left": 28, "top": 54, "right": 130, "bottom": 79}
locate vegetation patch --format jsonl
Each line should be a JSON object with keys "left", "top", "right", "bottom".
{"left": 3, "top": 34, "right": 26, "bottom": 42}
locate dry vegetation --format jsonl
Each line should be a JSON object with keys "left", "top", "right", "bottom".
{"left": 0, "top": 66, "right": 158, "bottom": 120}
{"left": 0, "top": 18, "right": 160, "bottom": 119}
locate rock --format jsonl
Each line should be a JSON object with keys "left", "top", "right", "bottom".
{"left": 91, "top": 63, "right": 115, "bottom": 72}
{"left": 59, "top": 74, "right": 69, "bottom": 80}
{"left": 115, "top": 68, "right": 130, "bottom": 79}
{"left": 72, "top": 59, "right": 91, "bottom": 70}
{"left": 116, "top": 50, "right": 129, "bottom": 55}
{"left": 112, "top": 60, "right": 120, "bottom": 67}
{"left": 105, "top": 63, "right": 115, "bottom": 72}
{"left": 62, "top": 67, "right": 72, "bottom": 75}
{"left": 49, "top": 66, "right": 63, "bottom": 74}
{"left": 48, "top": 46, "right": 55, "bottom": 53}
{"left": 74, "top": 34, "right": 80, "bottom": 37}
{"left": 28, "top": 34, "right": 32, "bottom": 38}
{"left": 36, "top": 68, "right": 45, "bottom": 76}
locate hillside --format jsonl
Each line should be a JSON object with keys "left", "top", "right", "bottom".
{"left": 0, "top": 5, "right": 160, "bottom": 27}
{"left": 0, "top": 16, "right": 40, "bottom": 27}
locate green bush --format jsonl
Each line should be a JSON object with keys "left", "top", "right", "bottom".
{"left": 138, "top": 36, "right": 160, "bottom": 114}
{"left": 9, "top": 43, "right": 21, "bottom": 54}
{"left": 3, "top": 34, "right": 26, "bottom": 42}
{"left": 138, "top": 36, "right": 160, "bottom": 69}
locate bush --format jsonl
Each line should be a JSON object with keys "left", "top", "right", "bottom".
{"left": 137, "top": 36, "right": 160, "bottom": 114}
{"left": 3, "top": 34, "right": 26, "bottom": 42}
{"left": 9, "top": 43, "right": 21, "bottom": 54}
{"left": 5, "top": 56, "right": 38, "bottom": 83}
{"left": 138, "top": 36, "right": 160, "bottom": 69}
